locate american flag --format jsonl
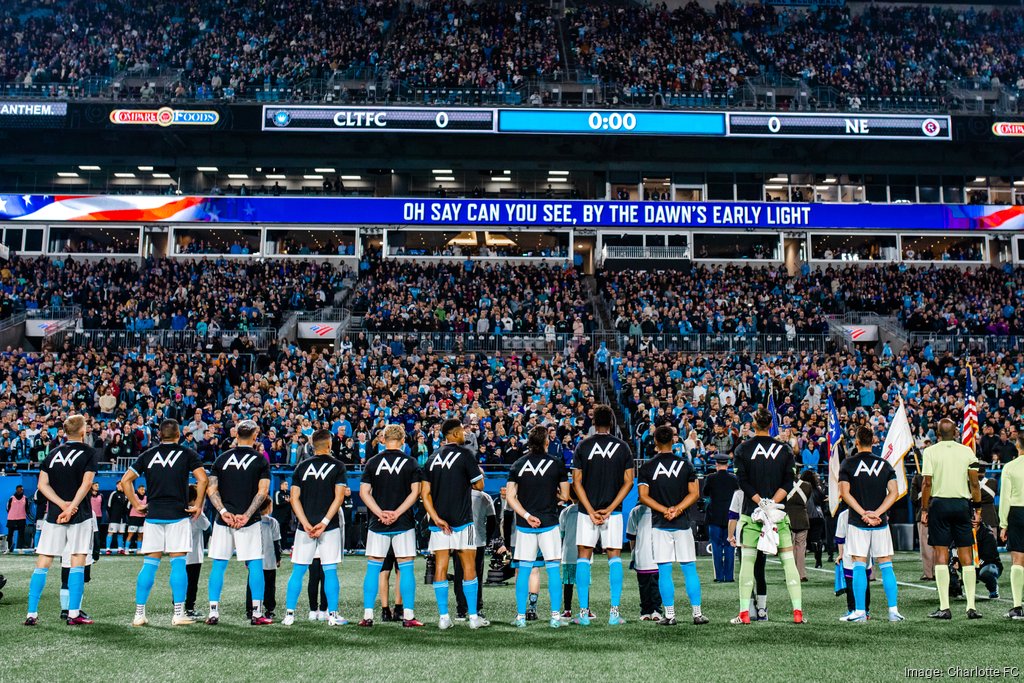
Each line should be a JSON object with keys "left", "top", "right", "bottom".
{"left": 962, "top": 366, "right": 978, "bottom": 452}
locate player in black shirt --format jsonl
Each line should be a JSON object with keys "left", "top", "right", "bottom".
{"left": 638, "top": 426, "right": 707, "bottom": 625}
{"left": 733, "top": 408, "right": 803, "bottom": 624}
{"left": 104, "top": 482, "right": 130, "bottom": 554}
{"left": 122, "top": 419, "right": 208, "bottom": 627}
{"left": 204, "top": 420, "right": 272, "bottom": 625}
{"left": 359, "top": 424, "right": 424, "bottom": 628}
{"left": 26, "top": 415, "right": 97, "bottom": 626}
{"left": 506, "top": 426, "right": 570, "bottom": 628}
{"left": 702, "top": 454, "right": 740, "bottom": 582}
{"left": 281, "top": 429, "right": 347, "bottom": 627}
{"left": 421, "top": 419, "right": 487, "bottom": 630}
{"left": 838, "top": 426, "right": 903, "bottom": 622}
{"left": 571, "top": 405, "right": 634, "bottom": 626}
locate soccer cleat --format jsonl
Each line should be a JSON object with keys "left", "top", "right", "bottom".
{"left": 67, "top": 615, "right": 94, "bottom": 626}
{"left": 1005, "top": 607, "right": 1024, "bottom": 620}
{"left": 381, "top": 606, "right": 393, "bottom": 622}
{"left": 455, "top": 612, "right": 467, "bottom": 622}
{"left": 251, "top": 615, "right": 273, "bottom": 626}
{"left": 577, "top": 609, "right": 591, "bottom": 626}
{"left": 846, "top": 612, "right": 867, "bottom": 623}
{"left": 988, "top": 592, "right": 999, "bottom": 600}
{"left": 525, "top": 607, "right": 538, "bottom": 621}
{"left": 756, "top": 608, "right": 769, "bottom": 622}
{"left": 392, "top": 605, "right": 404, "bottom": 622}
{"left": 132, "top": 615, "right": 149, "bottom": 627}
{"left": 357, "top": 618, "right": 374, "bottom": 628}
{"left": 402, "top": 618, "right": 425, "bottom": 628}
{"left": 966, "top": 609, "right": 983, "bottom": 620}
{"left": 172, "top": 614, "right": 196, "bottom": 626}
{"left": 732, "top": 611, "right": 751, "bottom": 625}
{"left": 308, "top": 610, "right": 318, "bottom": 622}
{"left": 608, "top": 610, "right": 626, "bottom": 626}
{"left": 282, "top": 614, "right": 296, "bottom": 626}
{"left": 327, "top": 614, "right": 347, "bottom": 626}
{"left": 793, "top": 610, "right": 805, "bottom": 624}
{"left": 469, "top": 615, "right": 490, "bottom": 629}
{"left": 888, "top": 611, "right": 906, "bottom": 622}
{"left": 204, "top": 615, "right": 219, "bottom": 626}
{"left": 60, "top": 610, "right": 69, "bottom": 621}
{"left": 438, "top": 615, "right": 453, "bottom": 630}
{"left": 693, "top": 614, "right": 709, "bottom": 625}
{"left": 185, "top": 609, "right": 202, "bottom": 619}
{"left": 560, "top": 610, "right": 573, "bottom": 620}
{"left": 24, "top": 616, "right": 38, "bottom": 626}
{"left": 549, "top": 617, "right": 561, "bottom": 629}
{"left": 659, "top": 617, "right": 678, "bottom": 626}
{"left": 928, "top": 608, "right": 952, "bottom": 620}
{"left": 512, "top": 616, "right": 527, "bottom": 628}
{"left": 839, "top": 612, "right": 854, "bottom": 622}
{"left": 316, "top": 611, "right": 327, "bottom": 622}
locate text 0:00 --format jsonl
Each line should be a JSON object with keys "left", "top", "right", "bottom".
{"left": 588, "top": 112, "right": 637, "bottom": 131}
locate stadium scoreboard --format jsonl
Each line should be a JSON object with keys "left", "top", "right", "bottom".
{"left": 262, "top": 106, "right": 952, "bottom": 141}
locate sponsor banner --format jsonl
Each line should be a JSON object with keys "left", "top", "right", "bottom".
{"left": 0, "top": 100, "right": 67, "bottom": 128}
{"left": 264, "top": 106, "right": 494, "bottom": 132}
{"left": 108, "top": 107, "right": 220, "bottom": 127}
{"left": 2, "top": 195, "right": 1023, "bottom": 230}
{"left": 25, "top": 319, "right": 75, "bottom": 337}
{"left": 298, "top": 322, "right": 338, "bottom": 340}
{"left": 843, "top": 325, "right": 879, "bottom": 343}
{"left": 993, "top": 121, "right": 1024, "bottom": 137}
{"left": 727, "top": 113, "right": 950, "bottom": 140}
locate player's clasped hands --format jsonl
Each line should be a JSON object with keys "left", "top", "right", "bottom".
{"left": 860, "top": 511, "right": 882, "bottom": 527}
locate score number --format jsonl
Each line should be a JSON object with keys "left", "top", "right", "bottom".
{"left": 588, "top": 112, "right": 638, "bottom": 131}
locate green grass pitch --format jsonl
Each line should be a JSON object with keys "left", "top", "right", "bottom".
{"left": 0, "top": 553, "right": 1020, "bottom": 681}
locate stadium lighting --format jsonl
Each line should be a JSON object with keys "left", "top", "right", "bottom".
{"left": 152, "top": 173, "right": 171, "bottom": 179}
{"left": 765, "top": 184, "right": 785, "bottom": 190}
{"left": 138, "top": 166, "right": 154, "bottom": 171}
{"left": 549, "top": 171, "right": 570, "bottom": 176}
{"left": 303, "top": 174, "right": 323, "bottom": 180}
{"left": 197, "top": 166, "right": 219, "bottom": 172}
{"left": 491, "top": 177, "right": 512, "bottom": 182}
{"left": 114, "top": 172, "right": 136, "bottom": 178}
{"left": 972, "top": 176, "right": 986, "bottom": 184}
{"left": 824, "top": 177, "right": 837, "bottom": 183}
{"left": 432, "top": 169, "right": 453, "bottom": 175}
{"left": 1015, "top": 180, "right": 1024, "bottom": 186}
{"left": 57, "top": 172, "right": 79, "bottom": 178}
{"left": 341, "top": 175, "right": 361, "bottom": 181}
{"left": 78, "top": 165, "right": 101, "bottom": 171}
{"left": 547, "top": 177, "right": 568, "bottom": 183}
{"left": 768, "top": 176, "right": 787, "bottom": 183}
{"left": 502, "top": 170, "right": 511, "bottom": 175}
{"left": 435, "top": 176, "right": 456, "bottom": 182}
{"left": 266, "top": 174, "right": 287, "bottom": 180}
{"left": 314, "top": 168, "right": 336, "bottom": 173}
{"left": 228, "top": 174, "right": 249, "bottom": 179}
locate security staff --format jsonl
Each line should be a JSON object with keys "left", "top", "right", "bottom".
{"left": 702, "top": 454, "right": 739, "bottom": 582}
{"left": 998, "top": 434, "right": 1024, "bottom": 620}
{"left": 920, "top": 418, "right": 983, "bottom": 620}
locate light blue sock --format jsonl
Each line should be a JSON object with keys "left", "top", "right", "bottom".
{"left": 105, "top": 534, "right": 114, "bottom": 549}
{"left": 658, "top": 563, "right": 675, "bottom": 609}
{"left": 463, "top": 578, "right": 479, "bottom": 618}
{"left": 68, "top": 567, "right": 85, "bottom": 612}
{"left": 207, "top": 558, "right": 229, "bottom": 603}
{"left": 169, "top": 557, "right": 188, "bottom": 604}
{"left": 398, "top": 561, "right": 416, "bottom": 611}
{"left": 135, "top": 557, "right": 160, "bottom": 605}
{"left": 60, "top": 588, "right": 70, "bottom": 610}
{"left": 879, "top": 561, "right": 899, "bottom": 609}
{"left": 681, "top": 561, "right": 702, "bottom": 608}
{"left": 323, "top": 564, "right": 339, "bottom": 613}
{"left": 363, "top": 560, "right": 383, "bottom": 610}
{"left": 286, "top": 564, "right": 309, "bottom": 611}
{"left": 576, "top": 558, "right": 592, "bottom": 610}
{"left": 117, "top": 534, "right": 125, "bottom": 550}
{"left": 545, "top": 562, "right": 560, "bottom": 616}
{"left": 433, "top": 581, "right": 450, "bottom": 617}
{"left": 28, "top": 567, "right": 49, "bottom": 614}
{"left": 609, "top": 556, "right": 624, "bottom": 609}
{"left": 247, "top": 559, "right": 265, "bottom": 606}
{"left": 516, "top": 561, "right": 535, "bottom": 615}
{"left": 853, "top": 561, "right": 868, "bottom": 612}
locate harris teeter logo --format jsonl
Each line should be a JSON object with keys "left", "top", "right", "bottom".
{"left": 109, "top": 107, "right": 220, "bottom": 127}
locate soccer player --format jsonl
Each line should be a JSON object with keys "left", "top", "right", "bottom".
{"left": 998, "top": 434, "right": 1024, "bottom": 619}
{"left": 921, "top": 418, "right": 983, "bottom": 619}
{"left": 421, "top": 419, "right": 489, "bottom": 630}
{"left": 733, "top": 408, "right": 804, "bottom": 624}
{"left": 505, "top": 426, "right": 570, "bottom": 628}
{"left": 359, "top": 424, "right": 423, "bottom": 627}
{"left": 121, "top": 419, "right": 208, "bottom": 627}
{"left": 204, "top": 420, "right": 272, "bottom": 625}
{"left": 638, "top": 425, "right": 707, "bottom": 626}
{"left": 105, "top": 481, "right": 129, "bottom": 554}
{"left": 24, "top": 415, "right": 97, "bottom": 626}
{"left": 572, "top": 404, "right": 634, "bottom": 626}
{"left": 282, "top": 429, "right": 347, "bottom": 626}
{"left": 838, "top": 426, "right": 904, "bottom": 622}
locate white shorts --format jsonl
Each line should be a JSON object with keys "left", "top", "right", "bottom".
{"left": 37, "top": 520, "right": 93, "bottom": 558}
{"left": 128, "top": 520, "right": 145, "bottom": 533}
{"left": 845, "top": 524, "right": 894, "bottom": 559}
{"left": 107, "top": 522, "right": 127, "bottom": 534}
{"left": 365, "top": 529, "right": 416, "bottom": 559}
{"left": 513, "top": 527, "right": 562, "bottom": 562}
{"left": 140, "top": 519, "right": 192, "bottom": 555}
{"left": 292, "top": 527, "right": 342, "bottom": 566}
{"left": 652, "top": 527, "right": 696, "bottom": 564}
{"left": 575, "top": 511, "right": 624, "bottom": 550}
{"left": 428, "top": 524, "right": 476, "bottom": 552}
{"left": 209, "top": 522, "right": 264, "bottom": 562}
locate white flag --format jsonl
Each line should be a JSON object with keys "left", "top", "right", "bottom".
{"left": 881, "top": 398, "right": 914, "bottom": 499}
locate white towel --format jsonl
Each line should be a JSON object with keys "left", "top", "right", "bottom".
{"left": 752, "top": 505, "right": 787, "bottom": 556}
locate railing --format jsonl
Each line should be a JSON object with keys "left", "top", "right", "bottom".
{"left": 603, "top": 245, "right": 691, "bottom": 260}
{"left": 609, "top": 332, "right": 833, "bottom": 354}
{"left": 25, "top": 305, "right": 81, "bottom": 320}
{"left": 54, "top": 327, "right": 277, "bottom": 352}
{"left": 0, "top": 312, "right": 27, "bottom": 332}
{"left": 907, "top": 333, "right": 1023, "bottom": 354}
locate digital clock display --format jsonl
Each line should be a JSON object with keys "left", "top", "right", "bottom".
{"left": 497, "top": 110, "right": 726, "bottom": 136}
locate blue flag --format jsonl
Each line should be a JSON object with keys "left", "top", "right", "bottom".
{"left": 767, "top": 393, "right": 780, "bottom": 438}
{"left": 827, "top": 393, "right": 843, "bottom": 514}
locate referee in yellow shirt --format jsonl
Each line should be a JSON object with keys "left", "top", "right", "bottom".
{"left": 999, "top": 435, "right": 1024, "bottom": 620}
{"left": 920, "top": 418, "right": 983, "bottom": 620}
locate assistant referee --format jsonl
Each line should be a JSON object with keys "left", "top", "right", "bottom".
{"left": 920, "top": 418, "right": 983, "bottom": 620}
{"left": 999, "top": 434, "right": 1024, "bottom": 620}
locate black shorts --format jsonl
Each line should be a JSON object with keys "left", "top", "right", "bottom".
{"left": 1007, "top": 507, "right": 1024, "bottom": 554}
{"left": 927, "top": 498, "right": 973, "bottom": 548}
{"left": 381, "top": 545, "right": 397, "bottom": 572}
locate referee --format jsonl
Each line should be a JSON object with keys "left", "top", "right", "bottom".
{"left": 920, "top": 418, "right": 983, "bottom": 620}
{"left": 999, "top": 434, "right": 1024, "bottom": 620}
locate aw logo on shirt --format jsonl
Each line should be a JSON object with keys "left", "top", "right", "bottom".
{"left": 302, "top": 462, "right": 336, "bottom": 481}
{"left": 854, "top": 460, "right": 886, "bottom": 477}
{"left": 588, "top": 442, "right": 621, "bottom": 460}
{"left": 223, "top": 453, "right": 258, "bottom": 470}
{"left": 150, "top": 450, "right": 183, "bottom": 468}
{"left": 430, "top": 451, "right": 461, "bottom": 471}
{"left": 652, "top": 460, "right": 685, "bottom": 480}
{"left": 51, "top": 449, "right": 85, "bottom": 468}
{"left": 750, "top": 443, "right": 783, "bottom": 461}
{"left": 376, "top": 457, "right": 408, "bottom": 476}
{"left": 519, "top": 459, "right": 553, "bottom": 477}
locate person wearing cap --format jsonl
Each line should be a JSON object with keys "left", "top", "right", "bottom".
{"left": 702, "top": 454, "right": 739, "bottom": 583}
